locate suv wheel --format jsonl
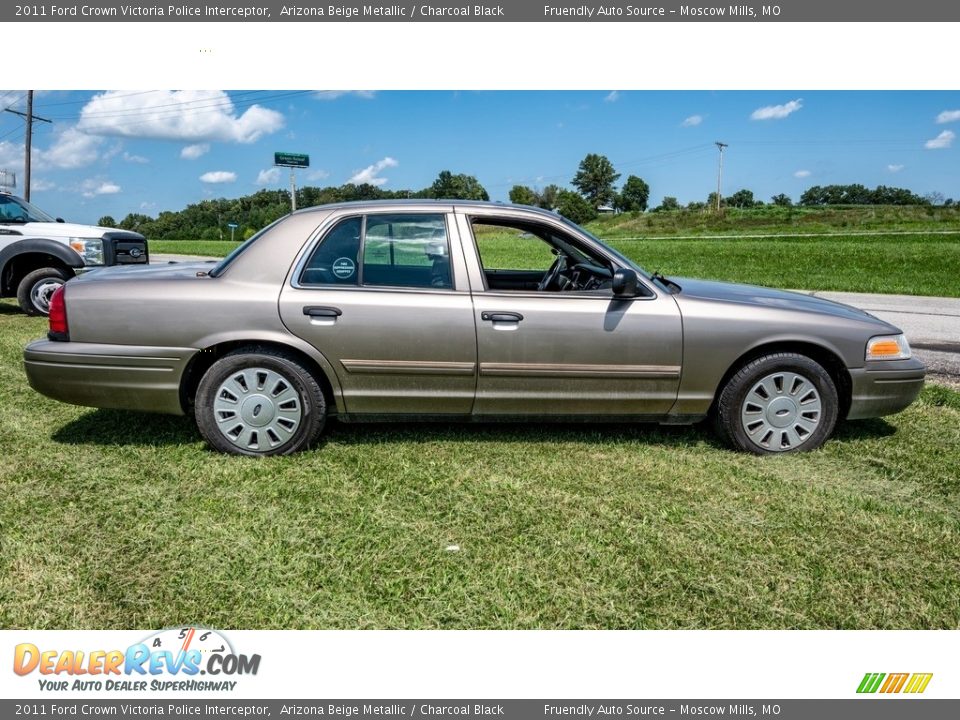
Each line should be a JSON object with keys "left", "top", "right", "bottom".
{"left": 17, "top": 267, "right": 68, "bottom": 316}
{"left": 194, "top": 347, "right": 327, "bottom": 456}
{"left": 713, "top": 352, "right": 839, "bottom": 454}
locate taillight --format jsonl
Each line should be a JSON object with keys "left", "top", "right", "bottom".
{"left": 47, "top": 285, "right": 69, "bottom": 341}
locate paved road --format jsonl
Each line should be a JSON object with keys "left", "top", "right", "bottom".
{"left": 152, "top": 254, "right": 959, "bottom": 384}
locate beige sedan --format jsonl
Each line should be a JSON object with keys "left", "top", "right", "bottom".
{"left": 24, "top": 201, "right": 925, "bottom": 456}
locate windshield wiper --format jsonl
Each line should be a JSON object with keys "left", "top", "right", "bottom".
{"left": 651, "top": 270, "right": 681, "bottom": 294}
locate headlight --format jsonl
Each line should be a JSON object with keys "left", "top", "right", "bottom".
{"left": 69, "top": 237, "right": 105, "bottom": 265}
{"left": 866, "top": 333, "right": 912, "bottom": 361}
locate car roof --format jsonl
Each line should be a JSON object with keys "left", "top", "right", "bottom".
{"left": 290, "top": 199, "right": 559, "bottom": 219}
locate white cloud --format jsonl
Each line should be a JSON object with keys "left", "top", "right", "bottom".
{"left": 78, "top": 90, "right": 284, "bottom": 144}
{"left": 199, "top": 171, "right": 237, "bottom": 184}
{"left": 681, "top": 115, "right": 703, "bottom": 127}
{"left": 140, "top": 201, "right": 156, "bottom": 211}
{"left": 887, "top": 164, "right": 904, "bottom": 173}
{"left": 80, "top": 179, "right": 121, "bottom": 198}
{"left": 181, "top": 143, "right": 210, "bottom": 159}
{"left": 604, "top": 91, "right": 620, "bottom": 103}
{"left": 347, "top": 157, "right": 397, "bottom": 186}
{"left": 936, "top": 109, "right": 960, "bottom": 124}
{"left": 0, "top": 141, "right": 22, "bottom": 171}
{"left": 751, "top": 99, "right": 803, "bottom": 121}
{"left": 793, "top": 169, "right": 811, "bottom": 178}
{"left": 306, "top": 169, "right": 330, "bottom": 182}
{"left": 31, "top": 179, "right": 56, "bottom": 192}
{"left": 123, "top": 152, "right": 149, "bottom": 164}
{"left": 314, "top": 91, "right": 376, "bottom": 100}
{"left": 36, "top": 127, "right": 103, "bottom": 169}
{"left": 256, "top": 168, "right": 281, "bottom": 185}
{"left": 925, "top": 130, "right": 955, "bottom": 149}
{"left": 102, "top": 143, "right": 123, "bottom": 161}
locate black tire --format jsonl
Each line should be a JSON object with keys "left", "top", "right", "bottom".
{"left": 194, "top": 347, "right": 327, "bottom": 457}
{"left": 713, "top": 352, "right": 839, "bottom": 455}
{"left": 16, "top": 267, "right": 68, "bottom": 316}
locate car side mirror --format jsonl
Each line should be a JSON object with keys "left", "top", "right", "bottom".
{"left": 56, "top": 218, "right": 65, "bottom": 223}
{"left": 612, "top": 268, "right": 640, "bottom": 298}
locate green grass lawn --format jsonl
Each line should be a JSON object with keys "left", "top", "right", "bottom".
{"left": 2, "top": 300, "right": 959, "bottom": 629}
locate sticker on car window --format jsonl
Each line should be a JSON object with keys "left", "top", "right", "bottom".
{"left": 332, "top": 257, "right": 356, "bottom": 279}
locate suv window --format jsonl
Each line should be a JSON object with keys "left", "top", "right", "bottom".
{"left": 362, "top": 214, "right": 452, "bottom": 289}
{"left": 0, "top": 193, "right": 56, "bottom": 223}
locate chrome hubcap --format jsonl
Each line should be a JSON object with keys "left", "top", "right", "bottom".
{"left": 740, "top": 371, "right": 822, "bottom": 451}
{"left": 30, "top": 278, "right": 64, "bottom": 314}
{"left": 212, "top": 367, "right": 302, "bottom": 452}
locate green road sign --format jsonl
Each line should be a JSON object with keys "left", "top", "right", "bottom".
{"left": 274, "top": 152, "right": 310, "bottom": 168}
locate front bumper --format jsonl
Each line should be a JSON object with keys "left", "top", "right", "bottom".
{"left": 846, "top": 357, "right": 926, "bottom": 420}
{"left": 24, "top": 340, "right": 196, "bottom": 415}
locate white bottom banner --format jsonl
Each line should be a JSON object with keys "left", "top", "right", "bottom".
{"left": 2, "top": 630, "right": 954, "bottom": 699}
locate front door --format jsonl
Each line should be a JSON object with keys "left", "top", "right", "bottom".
{"left": 279, "top": 211, "right": 477, "bottom": 416}
{"left": 460, "top": 213, "right": 683, "bottom": 416}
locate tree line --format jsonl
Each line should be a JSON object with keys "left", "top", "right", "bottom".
{"left": 100, "top": 170, "right": 492, "bottom": 241}
{"left": 98, "top": 157, "right": 951, "bottom": 240}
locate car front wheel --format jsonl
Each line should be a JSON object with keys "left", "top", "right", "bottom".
{"left": 713, "top": 352, "right": 839, "bottom": 454}
{"left": 17, "top": 267, "right": 68, "bottom": 316}
{"left": 195, "top": 347, "right": 327, "bottom": 456}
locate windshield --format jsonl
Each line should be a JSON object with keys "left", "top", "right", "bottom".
{"left": 0, "top": 193, "right": 57, "bottom": 223}
{"left": 556, "top": 215, "right": 651, "bottom": 279}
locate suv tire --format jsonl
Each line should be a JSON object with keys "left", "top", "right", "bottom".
{"left": 17, "top": 267, "right": 69, "bottom": 316}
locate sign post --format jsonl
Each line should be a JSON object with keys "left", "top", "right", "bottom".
{"left": 274, "top": 152, "right": 310, "bottom": 214}
{"left": 227, "top": 222, "right": 239, "bottom": 243}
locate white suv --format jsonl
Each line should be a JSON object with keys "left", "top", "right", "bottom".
{"left": 0, "top": 191, "right": 148, "bottom": 315}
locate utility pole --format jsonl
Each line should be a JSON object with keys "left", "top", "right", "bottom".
{"left": 290, "top": 167, "right": 297, "bottom": 212}
{"left": 714, "top": 141, "right": 728, "bottom": 212}
{"left": 4, "top": 91, "right": 52, "bottom": 201}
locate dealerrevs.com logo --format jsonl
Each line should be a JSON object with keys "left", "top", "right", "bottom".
{"left": 13, "top": 627, "right": 261, "bottom": 692}
{"left": 857, "top": 672, "right": 933, "bottom": 694}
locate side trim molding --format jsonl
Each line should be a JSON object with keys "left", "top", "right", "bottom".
{"left": 479, "top": 362, "right": 681, "bottom": 379}
{"left": 341, "top": 359, "right": 477, "bottom": 376}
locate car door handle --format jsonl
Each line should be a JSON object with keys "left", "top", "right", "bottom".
{"left": 481, "top": 311, "right": 524, "bottom": 322}
{"left": 303, "top": 306, "right": 342, "bottom": 326}
{"left": 303, "top": 306, "right": 342, "bottom": 317}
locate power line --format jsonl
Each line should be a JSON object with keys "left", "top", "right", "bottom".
{"left": 4, "top": 92, "right": 52, "bottom": 201}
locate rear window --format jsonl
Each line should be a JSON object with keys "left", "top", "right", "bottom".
{"left": 208, "top": 217, "right": 285, "bottom": 278}
{"left": 299, "top": 213, "right": 453, "bottom": 290}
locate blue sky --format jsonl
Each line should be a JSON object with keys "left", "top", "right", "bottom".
{"left": 0, "top": 90, "right": 958, "bottom": 224}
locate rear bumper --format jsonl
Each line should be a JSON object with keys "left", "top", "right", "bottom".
{"left": 23, "top": 340, "right": 196, "bottom": 415}
{"left": 846, "top": 358, "right": 926, "bottom": 420}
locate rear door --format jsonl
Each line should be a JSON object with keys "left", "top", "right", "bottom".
{"left": 278, "top": 208, "right": 478, "bottom": 416}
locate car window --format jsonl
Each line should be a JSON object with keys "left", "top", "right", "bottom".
{"left": 362, "top": 214, "right": 452, "bottom": 290}
{"left": 469, "top": 217, "right": 615, "bottom": 294}
{"left": 473, "top": 223, "right": 556, "bottom": 271}
{"left": 300, "top": 216, "right": 362, "bottom": 285}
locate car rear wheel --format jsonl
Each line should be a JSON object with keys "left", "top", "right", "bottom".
{"left": 713, "top": 352, "right": 839, "bottom": 454}
{"left": 195, "top": 348, "right": 327, "bottom": 456}
{"left": 17, "top": 267, "right": 68, "bottom": 316}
